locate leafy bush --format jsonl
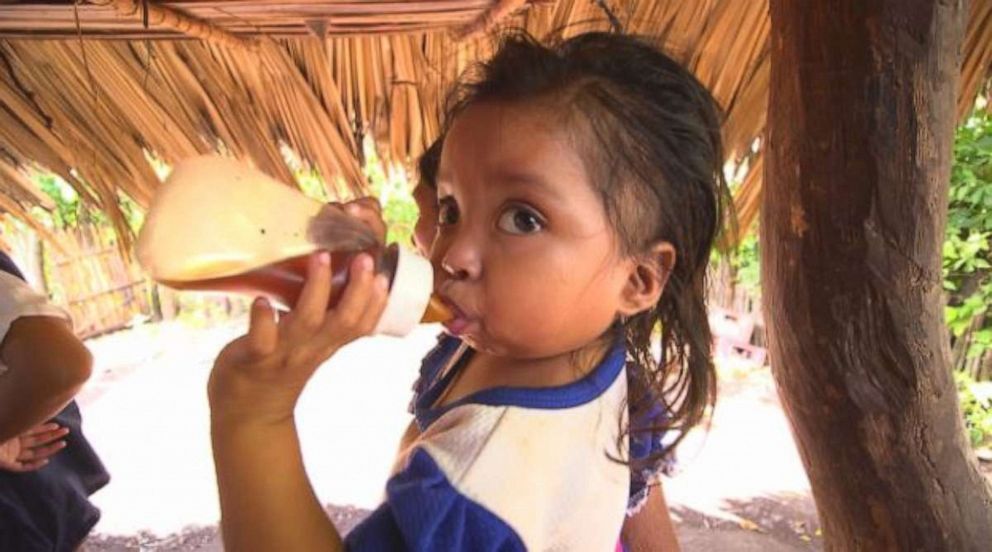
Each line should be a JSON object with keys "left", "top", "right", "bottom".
{"left": 361, "top": 147, "right": 419, "bottom": 247}
{"left": 729, "top": 226, "right": 761, "bottom": 299}
{"left": 956, "top": 371, "right": 992, "bottom": 447}
{"left": 944, "top": 107, "right": 992, "bottom": 360}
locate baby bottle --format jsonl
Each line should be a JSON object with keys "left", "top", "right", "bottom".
{"left": 136, "top": 155, "right": 451, "bottom": 337}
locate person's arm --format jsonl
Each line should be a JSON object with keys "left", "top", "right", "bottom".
{"left": 0, "top": 315, "right": 92, "bottom": 443}
{"left": 210, "top": 251, "right": 389, "bottom": 551}
{"left": 212, "top": 411, "right": 344, "bottom": 551}
{"left": 621, "top": 481, "right": 681, "bottom": 552}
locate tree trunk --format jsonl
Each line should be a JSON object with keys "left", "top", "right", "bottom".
{"left": 763, "top": 1, "right": 992, "bottom": 550}
{"left": 979, "top": 349, "right": 992, "bottom": 381}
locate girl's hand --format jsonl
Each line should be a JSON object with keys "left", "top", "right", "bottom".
{"left": 0, "top": 422, "right": 69, "bottom": 472}
{"left": 209, "top": 251, "right": 389, "bottom": 427}
{"left": 335, "top": 198, "right": 387, "bottom": 243}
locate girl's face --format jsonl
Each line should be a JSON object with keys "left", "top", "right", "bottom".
{"left": 432, "top": 101, "right": 636, "bottom": 359}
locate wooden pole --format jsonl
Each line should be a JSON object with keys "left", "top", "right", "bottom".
{"left": 763, "top": 0, "right": 992, "bottom": 549}
{"left": 453, "top": 0, "right": 528, "bottom": 41}
{"left": 87, "top": 0, "right": 255, "bottom": 50}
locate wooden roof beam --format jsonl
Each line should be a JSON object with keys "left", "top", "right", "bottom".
{"left": 87, "top": 0, "right": 256, "bottom": 50}
{"left": 453, "top": 0, "right": 529, "bottom": 41}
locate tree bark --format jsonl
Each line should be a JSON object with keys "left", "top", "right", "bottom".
{"left": 763, "top": 1, "right": 992, "bottom": 550}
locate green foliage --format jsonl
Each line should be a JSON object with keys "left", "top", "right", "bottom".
{"left": 31, "top": 172, "right": 135, "bottom": 233}
{"left": 956, "top": 371, "right": 992, "bottom": 447}
{"left": 934, "top": 104, "right": 992, "bottom": 450}
{"left": 363, "top": 146, "right": 418, "bottom": 247}
{"left": 729, "top": 226, "right": 761, "bottom": 298}
{"left": 34, "top": 173, "right": 82, "bottom": 229}
{"left": 118, "top": 191, "right": 145, "bottom": 233}
{"left": 294, "top": 167, "right": 332, "bottom": 204}
{"left": 944, "top": 107, "right": 992, "bottom": 359}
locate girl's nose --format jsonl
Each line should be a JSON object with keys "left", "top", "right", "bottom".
{"left": 440, "top": 232, "right": 482, "bottom": 281}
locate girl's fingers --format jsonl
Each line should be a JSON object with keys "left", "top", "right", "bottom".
{"left": 348, "top": 197, "right": 382, "bottom": 213}
{"left": 323, "top": 254, "right": 378, "bottom": 335}
{"left": 344, "top": 199, "right": 387, "bottom": 242}
{"left": 357, "top": 275, "right": 391, "bottom": 331}
{"left": 315, "top": 274, "right": 387, "bottom": 360}
{"left": 293, "top": 251, "right": 333, "bottom": 327}
{"left": 246, "top": 297, "right": 278, "bottom": 356}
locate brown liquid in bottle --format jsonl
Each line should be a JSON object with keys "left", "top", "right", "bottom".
{"left": 160, "top": 245, "right": 452, "bottom": 323}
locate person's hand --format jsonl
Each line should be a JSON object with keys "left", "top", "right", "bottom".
{"left": 0, "top": 422, "right": 68, "bottom": 472}
{"left": 336, "top": 198, "right": 387, "bottom": 243}
{"left": 209, "top": 251, "right": 389, "bottom": 427}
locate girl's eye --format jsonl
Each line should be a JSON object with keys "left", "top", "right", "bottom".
{"left": 437, "top": 197, "right": 459, "bottom": 227}
{"left": 497, "top": 206, "right": 545, "bottom": 235}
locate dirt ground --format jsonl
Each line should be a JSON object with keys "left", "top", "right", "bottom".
{"left": 73, "top": 318, "right": 830, "bottom": 551}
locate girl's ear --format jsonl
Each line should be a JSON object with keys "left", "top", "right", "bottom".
{"left": 618, "top": 242, "right": 676, "bottom": 317}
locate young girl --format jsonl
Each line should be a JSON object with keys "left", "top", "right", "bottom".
{"left": 210, "top": 30, "right": 725, "bottom": 551}
{"left": 405, "top": 135, "right": 681, "bottom": 550}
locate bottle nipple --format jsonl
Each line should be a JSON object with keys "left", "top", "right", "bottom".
{"left": 421, "top": 294, "right": 453, "bottom": 323}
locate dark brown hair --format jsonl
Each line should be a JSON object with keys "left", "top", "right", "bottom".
{"left": 443, "top": 30, "right": 728, "bottom": 463}
{"left": 417, "top": 138, "right": 443, "bottom": 190}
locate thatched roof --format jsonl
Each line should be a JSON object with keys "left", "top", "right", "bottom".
{"left": 1, "top": 0, "right": 991, "bottom": 245}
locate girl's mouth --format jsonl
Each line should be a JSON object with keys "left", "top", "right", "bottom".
{"left": 443, "top": 316, "right": 471, "bottom": 336}
{"left": 439, "top": 296, "right": 473, "bottom": 336}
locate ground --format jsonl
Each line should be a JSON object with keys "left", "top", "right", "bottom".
{"left": 72, "top": 318, "right": 828, "bottom": 551}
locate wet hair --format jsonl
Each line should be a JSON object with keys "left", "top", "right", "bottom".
{"left": 443, "top": 31, "right": 728, "bottom": 464}
{"left": 417, "top": 138, "right": 444, "bottom": 190}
